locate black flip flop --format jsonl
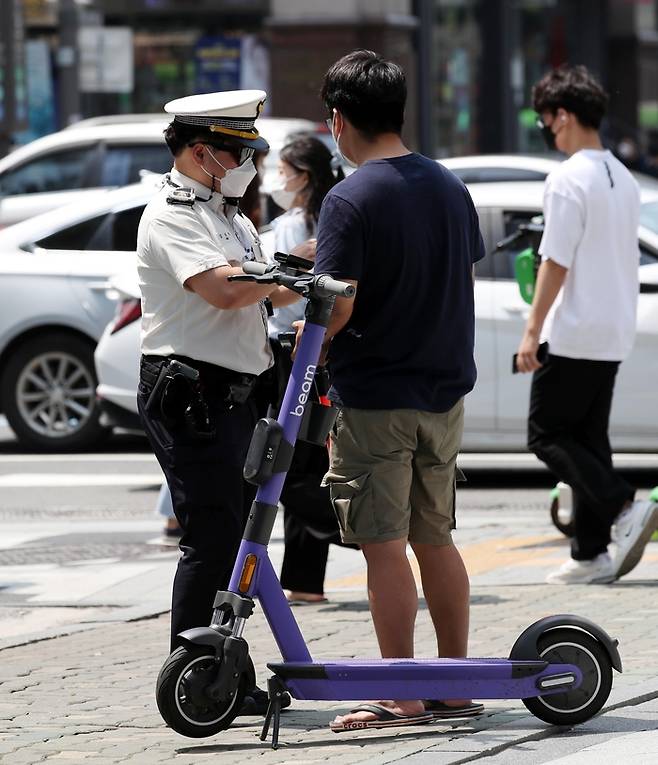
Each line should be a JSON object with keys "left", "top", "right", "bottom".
{"left": 423, "top": 700, "right": 484, "bottom": 719}
{"left": 330, "top": 703, "right": 433, "bottom": 733}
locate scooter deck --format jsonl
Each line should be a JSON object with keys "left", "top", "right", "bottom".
{"left": 267, "top": 658, "right": 581, "bottom": 700}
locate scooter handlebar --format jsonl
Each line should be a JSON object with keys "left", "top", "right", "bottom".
{"left": 237, "top": 262, "right": 354, "bottom": 299}
{"left": 314, "top": 274, "right": 356, "bottom": 298}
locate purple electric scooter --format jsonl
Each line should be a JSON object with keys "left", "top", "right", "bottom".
{"left": 155, "top": 253, "right": 622, "bottom": 749}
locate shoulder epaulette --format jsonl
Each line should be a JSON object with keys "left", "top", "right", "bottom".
{"left": 166, "top": 187, "right": 196, "bottom": 207}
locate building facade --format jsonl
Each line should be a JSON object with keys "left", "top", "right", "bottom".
{"left": 12, "top": 0, "right": 658, "bottom": 161}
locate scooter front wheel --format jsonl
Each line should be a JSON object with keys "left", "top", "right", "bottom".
{"left": 156, "top": 645, "right": 247, "bottom": 737}
{"left": 521, "top": 628, "right": 612, "bottom": 725}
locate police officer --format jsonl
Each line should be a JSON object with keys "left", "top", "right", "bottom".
{"left": 136, "top": 91, "right": 298, "bottom": 673}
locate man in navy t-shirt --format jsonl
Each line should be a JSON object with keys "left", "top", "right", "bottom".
{"left": 313, "top": 50, "right": 485, "bottom": 734}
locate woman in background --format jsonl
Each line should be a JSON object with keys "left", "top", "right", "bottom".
{"left": 265, "top": 134, "right": 353, "bottom": 604}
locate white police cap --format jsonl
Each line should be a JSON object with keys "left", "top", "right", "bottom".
{"left": 164, "top": 90, "right": 269, "bottom": 150}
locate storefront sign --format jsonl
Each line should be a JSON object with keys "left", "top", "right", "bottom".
{"left": 194, "top": 35, "right": 241, "bottom": 92}
{"left": 24, "top": 0, "right": 57, "bottom": 26}
{"left": 79, "top": 27, "right": 134, "bottom": 93}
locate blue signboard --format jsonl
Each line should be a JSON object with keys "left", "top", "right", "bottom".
{"left": 194, "top": 34, "right": 241, "bottom": 93}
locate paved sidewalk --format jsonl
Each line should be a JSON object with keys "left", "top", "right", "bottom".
{"left": 2, "top": 571, "right": 658, "bottom": 765}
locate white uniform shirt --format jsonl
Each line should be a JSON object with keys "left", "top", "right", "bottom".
{"left": 539, "top": 149, "right": 640, "bottom": 361}
{"left": 137, "top": 168, "right": 272, "bottom": 374}
{"left": 260, "top": 207, "right": 312, "bottom": 337}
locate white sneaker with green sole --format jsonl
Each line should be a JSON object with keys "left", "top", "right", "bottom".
{"left": 611, "top": 500, "right": 658, "bottom": 579}
{"left": 546, "top": 552, "right": 616, "bottom": 585}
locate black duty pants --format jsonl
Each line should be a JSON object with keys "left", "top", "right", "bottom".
{"left": 280, "top": 510, "right": 330, "bottom": 595}
{"left": 527, "top": 354, "right": 634, "bottom": 561}
{"left": 278, "top": 440, "right": 356, "bottom": 594}
{"left": 137, "top": 356, "right": 257, "bottom": 650}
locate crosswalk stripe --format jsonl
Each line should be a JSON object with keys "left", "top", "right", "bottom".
{"left": 0, "top": 474, "right": 164, "bottom": 488}
{"left": 0, "top": 454, "right": 158, "bottom": 463}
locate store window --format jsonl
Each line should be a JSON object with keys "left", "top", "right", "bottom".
{"left": 132, "top": 31, "right": 198, "bottom": 114}
{"left": 515, "top": 1, "right": 570, "bottom": 153}
{"left": 431, "top": 0, "right": 481, "bottom": 158}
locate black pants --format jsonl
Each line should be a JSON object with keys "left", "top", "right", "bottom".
{"left": 280, "top": 510, "right": 331, "bottom": 594}
{"left": 137, "top": 356, "right": 257, "bottom": 650}
{"left": 278, "top": 440, "right": 357, "bottom": 594}
{"left": 527, "top": 354, "right": 634, "bottom": 560}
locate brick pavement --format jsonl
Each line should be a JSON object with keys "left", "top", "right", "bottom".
{"left": 2, "top": 571, "right": 658, "bottom": 765}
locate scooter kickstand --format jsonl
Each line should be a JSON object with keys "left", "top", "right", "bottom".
{"left": 259, "top": 675, "right": 288, "bottom": 749}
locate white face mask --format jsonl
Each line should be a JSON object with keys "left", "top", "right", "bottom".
{"left": 270, "top": 173, "right": 303, "bottom": 211}
{"left": 203, "top": 147, "right": 257, "bottom": 198}
{"left": 330, "top": 113, "right": 358, "bottom": 169}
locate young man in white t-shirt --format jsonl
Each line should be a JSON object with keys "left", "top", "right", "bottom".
{"left": 516, "top": 64, "right": 658, "bottom": 584}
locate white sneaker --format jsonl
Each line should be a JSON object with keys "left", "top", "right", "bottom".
{"left": 546, "top": 552, "right": 616, "bottom": 584}
{"left": 611, "top": 500, "right": 658, "bottom": 578}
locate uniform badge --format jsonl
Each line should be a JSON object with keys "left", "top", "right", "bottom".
{"left": 166, "top": 187, "right": 196, "bottom": 207}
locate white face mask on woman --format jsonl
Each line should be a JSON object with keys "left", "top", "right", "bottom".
{"left": 201, "top": 147, "right": 257, "bottom": 198}
{"left": 270, "top": 172, "right": 304, "bottom": 211}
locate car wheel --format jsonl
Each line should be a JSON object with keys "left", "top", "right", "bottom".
{"left": 1, "top": 332, "right": 108, "bottom": 451}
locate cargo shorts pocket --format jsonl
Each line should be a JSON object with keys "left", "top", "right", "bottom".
{"left": 452, "top": 466, "right": 466, "bottom": 529}
{"left": 326, "top": 472, "right": 374, "bottom": 540}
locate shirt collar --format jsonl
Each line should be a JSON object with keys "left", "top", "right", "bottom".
{"left": 169, "top": 167, "right": 226, "bottom": 214}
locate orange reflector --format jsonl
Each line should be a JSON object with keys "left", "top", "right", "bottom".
{"left": 238, "top": 554, "right": 258, "bottom": 593}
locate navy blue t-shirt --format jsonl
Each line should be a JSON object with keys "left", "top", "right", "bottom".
{"left": 315, "top": 153, "right": 484, "bottom": 413}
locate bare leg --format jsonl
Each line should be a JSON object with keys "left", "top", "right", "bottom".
{"left": 412, "top": 541, "right": 470, "bottom": 705}
{"left": 331, "top": 538, "right": 425, "bottom": 727}
{"left": 364, "top": 538, "right": 418, "bottom": 657}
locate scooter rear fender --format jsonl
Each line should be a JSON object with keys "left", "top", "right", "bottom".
{"left": 509, "top": 614, "right": 622, "bottom": 672}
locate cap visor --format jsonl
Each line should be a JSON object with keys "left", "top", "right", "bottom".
{"left": 207, "top": 133, "right": 269, "bottom": 152}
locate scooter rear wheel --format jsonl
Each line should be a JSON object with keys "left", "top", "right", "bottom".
{"left": 521, "top": 628, "right": 612, "bottom": 725}
{"left": 156, "top": 645, "right": 248, "bottom": 737}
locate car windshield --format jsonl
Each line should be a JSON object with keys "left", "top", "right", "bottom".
{"left": 640, "top": 200, "right": 658, "bottom": 235}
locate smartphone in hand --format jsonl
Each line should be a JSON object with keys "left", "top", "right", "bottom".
{"left": 512, "top": 341, "right": 549, "bottom": 374}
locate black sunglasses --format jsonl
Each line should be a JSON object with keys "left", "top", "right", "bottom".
{"left": 190, "top": 142, "right": 255, "bottom": 166}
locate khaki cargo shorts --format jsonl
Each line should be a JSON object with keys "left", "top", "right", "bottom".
{"left": 322, "top": 398, "right": 464, "bottom": 546}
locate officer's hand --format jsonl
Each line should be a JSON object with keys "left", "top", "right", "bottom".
{"left": 291, "top": 238, "right": 317, "bottom": 262}
{"left": 291, "top": 320, "right": 305, "bottom": 360}
{"left": 515, "top": 331, "right": 543, "bottom": 373}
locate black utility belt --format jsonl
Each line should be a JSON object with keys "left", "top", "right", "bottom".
{"left": 140, "top": 355, "right": 256, "bottom": 439}
{"left": 142, "top": 355, "right": 256, "bottom": 398}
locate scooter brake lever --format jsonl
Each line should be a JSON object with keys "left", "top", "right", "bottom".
{"left": 227, "top": 274, "right": 275, "bottom": 283}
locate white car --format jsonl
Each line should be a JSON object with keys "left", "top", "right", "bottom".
{"left": 0, "top": 116, "right": 323, "bottom": 229}
{"left": 95, "top": 179, "right": 658, "bottom": 451}
{"left": 0, "top": 122, "right": 171, "bottom": 229}
{"left": 0, "top": 176, "right": 162, "bottom": 450}
{"left": 440, "top": 154, "right": 561, "bottom": 183}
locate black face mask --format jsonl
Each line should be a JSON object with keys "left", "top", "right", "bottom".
{"left": 536, "top": 119, "right": 556, "bottom": 151}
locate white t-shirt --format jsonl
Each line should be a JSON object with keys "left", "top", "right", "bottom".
{"left": 261, "top": 207, "right": 313, "bottom": 338}
{"left": 539, "top": 149, "right": 640, "bottom": 361}
{"left": 137, "top": 168, "right": 272, "bottom": 375}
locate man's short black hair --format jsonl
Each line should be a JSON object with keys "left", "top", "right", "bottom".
{"left": 321, "top": 49, "right": 406, "bottom": 138}
{"left": 164, "top": 121, "right": 207, "bottom": 156}
{"left": 532, "top": 64, "right": 608, "bottom": 130}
